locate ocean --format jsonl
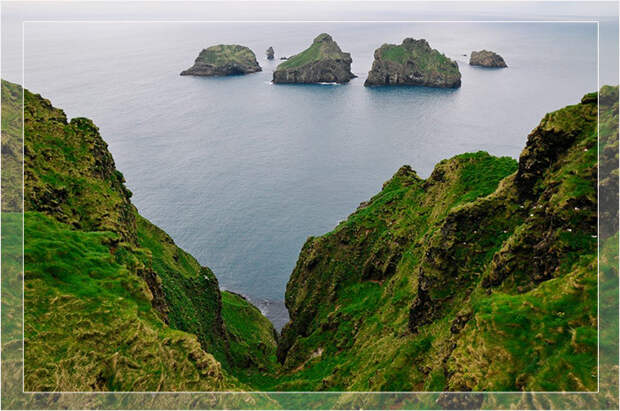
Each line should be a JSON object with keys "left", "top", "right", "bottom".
{"left": 6, "top": 13, "right": 613, "bottom": 330}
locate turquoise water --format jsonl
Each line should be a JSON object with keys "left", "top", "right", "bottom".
{"left": 13, "top": 19, "right": 609, "bottom": 329}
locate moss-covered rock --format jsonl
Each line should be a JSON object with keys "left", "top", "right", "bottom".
{"left": 273, "top": 33, "right": 356, "bottom": 84}
{"left": 24, "top": 86, "right": 136, "bottom": 243}
{"left": 364, "top": 38, "right": 461, "bottom": 88}
{"left": 180, "top": 44, "right": 261, "bottom": 76}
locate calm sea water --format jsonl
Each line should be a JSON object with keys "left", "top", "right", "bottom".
{"left": 13, "top": 20, "right": 607, "bottom": 330}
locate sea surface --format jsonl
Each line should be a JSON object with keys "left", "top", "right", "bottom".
{"left": 8, "top": 16, "right": 612, "bottom": 330}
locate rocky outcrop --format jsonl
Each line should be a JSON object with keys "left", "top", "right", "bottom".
{"left": 180, "top": 44, "right": 261, "bottom": 76}
{"left": 364, "top": 38, "right": 461, "bottom": 88}
{"left": 23, "top": 86, "right": 137, "bottom": 243}
{"left": 266, "top": 46, "right": 275, "bottom": 60}
{"left": 272, "top": 33, "right": 356, "bottom": 84}
{"left": 469, "top": 50, "right": 507, "bottom": 68}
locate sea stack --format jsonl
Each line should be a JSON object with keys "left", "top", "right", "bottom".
{"left": 469, "top": 50, "right": 508, "bottom": 68}
{"left": 364, "top": 38, "right": 461, "bottom": 88}
{"left": 272, "top": 33, "right": 356, "bottom": 84}
{"left": 266, "top": 46, "right": 275, "bottom": 60}
{"left": 180, "top": 44, "right": 262, "bottom": 76}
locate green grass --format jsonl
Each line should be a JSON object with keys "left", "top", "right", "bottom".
{"left": 455, "top": 152, "right": 518, "bottom": 203}
{"left": 278, "top": 41, "right": 323, "bottom": 69}
{"left": 22, "top": 212, "right": 233, "bottom": 391}
{"left": 196, "top": 44, "right": 258, "bottom": 68}
{"left": 277, "top": 34, "right": 347, "bottom": 70}
{"left": 135, "top": 214, "right": 233, "bottom": 367}
{"left": 221, "top": 291, "right": 279, "bottom": 379}
{"left": 382, "top": 45, "right": 408, "bottom": 63}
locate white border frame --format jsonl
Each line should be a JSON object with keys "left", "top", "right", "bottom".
{"left": 20, "top": 19, "right": 600, "bottom": 396}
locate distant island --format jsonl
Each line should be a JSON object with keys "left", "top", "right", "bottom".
{"left": 364, "top": 38, "right": 461, "bottom": 88}
{"left": 470, "top": 50, "right": 508, "bottom": 68}
{"left": 180, "top": 44, "right": 261, "bottom": 76}
{"left": 272, "top": 33, "right": 356, "bottom": 84}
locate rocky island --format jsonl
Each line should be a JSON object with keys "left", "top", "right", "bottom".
{"left": 364, "top": 38, "right": 461, "bottom": 88}
{"left": 180, "top": 44, "right": 261, "bottom": 76}
{"left": 266, "top": 46, "right": 275, "bottom": 60}
{"left": 272, "top": 33, "right": 356, "bottom": 84}
{"left": 469, "top": 49, "right": 508, "bottom": 67}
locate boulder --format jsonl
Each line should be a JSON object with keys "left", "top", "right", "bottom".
{"left": 469, "top": 50, "right": 507, "bottom": 68}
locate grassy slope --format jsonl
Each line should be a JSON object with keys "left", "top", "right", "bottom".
{"left": 197, "top": 45, "right": 258, "bottom": 67}
{"left": 22, "top": 211, "right": 231, "bottom": 391}
{"left": 273, "top": 87, "right": 617, "bottom": 392}
{"left": 221, "top": 291, "right": 279, "bottom": 377}
{"left": 277, "top": 34, "right": 345, "bottom": 70}
{"left": 4, "top": 79, "right": 277, "bottom": 392}
{"left": 137, "top": 215, "right": 279, "bottom": 373}
{"left": 135, "top": 215, "right": 232, "bottom": 367}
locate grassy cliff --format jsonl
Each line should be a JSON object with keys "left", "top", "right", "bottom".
{"left": 2, "top": 79, "right": 278, "bottom": 392}
{"left": 273, "top": 87, "right": 617, "bottom": 392}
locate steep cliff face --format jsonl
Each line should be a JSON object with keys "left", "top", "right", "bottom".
{"left": 273, "top": 33, "right": 356, "bottom": 84}
{"left": 7, "top": 80, "right": 277, "bottom": 391}
{"left": 364, "top": 38, "right": 461, "bottom": 88}
{"left": 275, "top": 87, "right": 616, "bottom": 391}
{"left": 24, "top": 90, "right": 137, "bottom": 243}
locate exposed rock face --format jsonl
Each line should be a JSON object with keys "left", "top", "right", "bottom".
{"left": 266, "top": 46, "right": 275, "bottom": 60}
{"left": 469, "top": 50, "right": 507, "bottom": 68}
{"left": 364, "top": 38, "right": 461, "bottom": 88}
{"left": 180, "top": 44, "right": 261, "bottom": 76}
{"left": 272, "top": 33, "right": 356, "bottom": 84}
